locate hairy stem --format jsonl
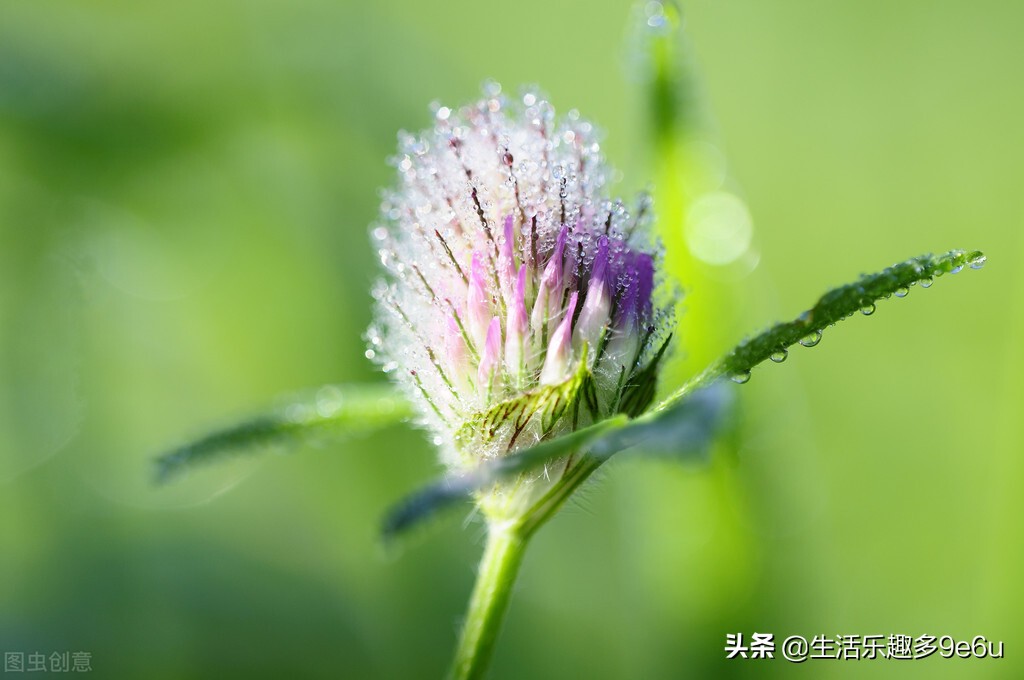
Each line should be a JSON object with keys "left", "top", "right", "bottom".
{"left": 518, "top": 456, "right": 602, "bottom": 539}
{"left": 449, "top": 523, "right": 527, "bottom": 680}
{"left": 449, "top": 455, "right": 602, "bottom": 679}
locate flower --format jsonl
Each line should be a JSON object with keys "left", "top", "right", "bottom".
{"left": 368, "top": 84, "right": 672, "bottom": 471}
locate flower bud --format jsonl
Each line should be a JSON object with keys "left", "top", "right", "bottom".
{"left": 369, "top": 85, "right": 672, "bottom": 467}
{"left": 573, "top": 235, "right": 612, "bottom": 353}
{"left": 478, "top": 316, "right": 503, "bottom": 390}
{"left": 540, "top": 291, "right": 579, "bottom": 385}
{"left": 505, "top": 264, "right": 529, "bottom": 381}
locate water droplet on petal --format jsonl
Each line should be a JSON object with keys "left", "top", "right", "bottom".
{"left": 731, "top": 370, "right": 751, "bottom": 384}
{"left": 860, "top": 303, "right": 876, "bottom": 316}
{"left": 770, "top": 348, "right": 788, "bottom": 363}
{"left": 799, "top": 330, "right": 823, "bottom": 348}
{"left": 969, "top": 253, "right": 987, "bottom": 269}
{"left": 894, "top": 286, "right": 909, "bottom": 298}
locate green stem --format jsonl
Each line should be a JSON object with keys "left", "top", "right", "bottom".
{"left": 448, "top": 523, "right": 527, "bottom": 680}
{"left": 448, "top": 455, "right": 603, "bottom": 680}
{"left": 519, "top": 456, "right": 602, "bottom": 539}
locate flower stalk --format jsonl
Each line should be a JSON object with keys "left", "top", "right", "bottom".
{"left": 449, "top": 522, "right": 526, "bottom": 680}
{"left": 450, "top": 452, "right": 603, "bottom": 680}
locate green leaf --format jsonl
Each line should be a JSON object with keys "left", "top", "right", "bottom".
{"left": 381, "top": 380, "right": 735, "bottom": 540}
{"left": 154, "top": 383, "right": 412, "bottom": 483}
{"left": 381, "top": 415, "right": 628, "bottom": 540}
{"left": 592, "top": 380, "right": 733, "bottom": 459}
{"left": 661, "top": 249, "right": 986, "bottom": 404}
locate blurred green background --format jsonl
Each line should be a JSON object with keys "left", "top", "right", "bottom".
{"left": 1, "top": 0, "right": 1020, "bottom": 678}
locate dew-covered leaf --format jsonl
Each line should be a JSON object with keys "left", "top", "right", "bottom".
{"left": 382, "top": 380, "right": 734, "bottom": 540}
{"left": 155, "top": 383, "right": 412, "bottom": 483}
{"left": 660, "top": 249, "right": 986, "bottom": 403}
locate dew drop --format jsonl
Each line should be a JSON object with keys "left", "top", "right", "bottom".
{"left": 894, "top": 286, "right": 909, "bottom": 298}
{"left": 286, "top": 404, "right": 311, "bottom": 423}
{"left": 950, "top": 264, "right": 964, "bottom": 274}
{"left": 647, "top": 3, "right": 667, "bottom": 28}
{"left": 920, "top": 276, "right": 933, "bottom": 288}
{"left": 315, "top": 385, "right": 344, "bottom": 418}
{"left": 730, "top": 370, "right": 751, "bottom": 384}
{"left": 860, "top": 303, "right": 876, "bottom": 316}
{"left": 770, "top": 348, "right": 788, "bottom": 363}
{"left": 364, "top": 349, "right": 376, "bottom": 360}
{"left": 969, "top": 253, "right": 987, "bottom": 269}
{"left": 799, "top": 330, "right": 823, "bottom": 348}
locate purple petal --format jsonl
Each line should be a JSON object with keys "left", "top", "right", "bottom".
{"left": 498, "top": 214, "right": 517, "bottom": 303}
{"left": 540, "top": 290, "right": 579, "bottom": 384}
{"left": 540, "top": 224, "right": 568, "bottom": 291}
{"left": 615, "top": 252, "right": 654, "bottom": 329}
{"left": 466, "top": 251, "right": 491, "bottom": 346}
{"left": 477, "top": 316, "right": 503, "bottom": 385}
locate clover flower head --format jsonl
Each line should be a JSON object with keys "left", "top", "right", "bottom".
{"left": 368, "top": 84, "right": 673, "bottom": 468}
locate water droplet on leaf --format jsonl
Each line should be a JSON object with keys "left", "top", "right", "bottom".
{"left": 770, "top": 348, "right": 788, "bottom": 363}
{"left": 969, "top": 254, "right": 987, "bottom": 269}
{"left": 799, "top": 330, "right": 823, "bottom": 348}
{"left": 860, "top": 303, "right": 876, "bottom": 316}
{"left": 920, "top": 276, "right": 933, "bottom": 288}
{"left": 731, "top": 370, "right": 751, "bottom": 384}
{"left": 895, "top": 286, "right": 909, "bottom": 298}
